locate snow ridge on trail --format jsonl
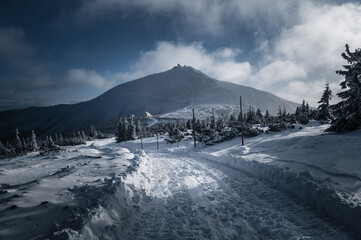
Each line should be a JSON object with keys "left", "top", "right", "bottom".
{"left": 69, "top": 149, "right": 147, "bottom": 240}
{"left": 191, "top": 150, "right": 361, "bottom": 236}
{"left": 106, "top": 148, "right": 358, "bottom": 239}
{"left": 0, "top": 139, "right": 141, "bottom": 240}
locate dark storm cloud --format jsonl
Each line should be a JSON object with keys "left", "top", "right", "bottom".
{"left": 0, "top": 27, "right": 43, "bottom": 75}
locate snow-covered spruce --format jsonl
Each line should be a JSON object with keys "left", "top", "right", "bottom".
{"left": 329, "top": 44, "right": 361, "bottom": 132}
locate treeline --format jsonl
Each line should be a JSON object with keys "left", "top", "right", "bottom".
{"left": 162, "top": 100, "right": 319, "bottom": 146}
{"left": 0, "top": 127, "right": 106, "bottom": 159}
{"left": 116, "top": 115, "right": 142, "bottom": 142}
{"left": 115, "top": 99, "right": 320, "bottom": 146}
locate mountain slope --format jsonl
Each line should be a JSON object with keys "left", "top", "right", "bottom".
{"left": 0, "top": 66, "right": 298, "bottom": 138}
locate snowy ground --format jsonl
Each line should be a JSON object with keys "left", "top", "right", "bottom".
{"left": 157, "top": 103, "right": 239, "bottom": 120}
{"left": 0, "top": 139, "right": 138, "bottom": 239}
{"left": 1, "top": 122, "right": 361, "bottom": 239}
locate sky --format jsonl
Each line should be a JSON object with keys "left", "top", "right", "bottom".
{"left": 1, "top": 0, "right": 361, "bottom": 111}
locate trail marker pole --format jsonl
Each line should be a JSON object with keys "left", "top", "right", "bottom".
{"left": 240, "top": 96, "right": 244, "bottom": 146}
{"left": 192, "top": 109, "right": 196, "bottom": 148}
{"left": 140, "top": 132, "right": 143, "bottom": 150}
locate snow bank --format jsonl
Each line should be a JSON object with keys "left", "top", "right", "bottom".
{"left": 73, "top": 149, "right": 148, "bottom": 240}
{"left": 194, "top": 152, "right": 361, "bottom": 234}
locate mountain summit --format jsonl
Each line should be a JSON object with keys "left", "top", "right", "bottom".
{"left": 0, "top": 66, "right": 298, "bottom": 137}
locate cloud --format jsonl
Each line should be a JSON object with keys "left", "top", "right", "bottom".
{"left": 63, "top": 68, "right": 113, "bottom": 89}
{"left": 75, "top": 0, "right": 301, "bottom": 35}
{"left": 114, "top": 41, "right": 252, "bottom": 85}
{"left": 0, "top": 27, "right": 43, "bottom": 74}
{"left": 253, "top": 1, "right": 361, "bottom": 105}
{"left": 253, "top": 61, "right": 307, "bottom": 87}
{"left": 77, "top": 0, "right": 361, "bottom": 107}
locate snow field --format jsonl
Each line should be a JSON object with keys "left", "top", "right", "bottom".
{"left": 0, "top": 138, "right": 138, "bottom": 239}
{"left": 193, "top": 123, "right": 361, "bottom": 235}
{"left": 1, "top": 122, "right": 361, "bottom": 239}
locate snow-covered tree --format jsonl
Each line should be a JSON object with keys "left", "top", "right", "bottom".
{"left": 123, "top": 118, "right": 129, "bottom": 141}
{"left": 246, "top": 106, "right": 256, "bottom": 124}
{"left": 277, "top": 106, "right": 282, "bottom": 122}
{"left": 15, "top": 128, "right": 23, "bottom": 153}
{"left": 81, "top": 131, "right": 86, "bottom": 141}
{"left": 136, "top": 119, "right": 141, "bottom": 135}
{"left": 210, "top": 114, "right": 216, "bottom": 130}
{"left": 305, "top": 103, "right": 310, "bottom": 116}
{"left": 256, "top": 108, "right": 263, "bottom": 123}
{"left": 317, "top": 82, "right": 332, "bottom": 121}
{"left": 295, "top": 100, "right": 309, "bottom": 124}
{"left": 329, "top": 44, "right": 361, "bottom": 131}
{"left": 301, "top": 100, "right": 307, "bottom": 113}
{"left": 127, "top": 115, "right": 136, "bottom": 140}
{"left": 216, "top": 117, "right": 225, "bottom": 132}
{"left": 264, "top": 109, "right": 271, "bottom": 123}
{"left": 30, "top": 130, "right": 38, "bottom": 151}
{"left": 58, "top": 134, "right": 64, "bottom": 145}
{"left": 117, "top": 118, "right": 128, "bottom": 142}
{"left": 48, "top": 136, "right": 55, "bottom": 148}
{"left": 186, "top": 119, "right": 192, "bottom": 129}
{"left": 0, "top": 141, "right": 10, "bottom": 158}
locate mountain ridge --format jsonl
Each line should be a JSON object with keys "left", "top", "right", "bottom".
{"left": 0, "top": 66, "right": 299, "bottom": 138}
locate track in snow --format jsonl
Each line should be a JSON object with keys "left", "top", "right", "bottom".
{"left": 127, "top": 150, "right": 358, "bottom": 240}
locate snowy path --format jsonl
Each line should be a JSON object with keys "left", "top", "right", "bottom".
{"left": 127, "top": 149, "right": 358, "bottom": 240}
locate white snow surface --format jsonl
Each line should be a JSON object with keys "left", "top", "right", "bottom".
{"left": 1, "top": 122, "right": 361, "bottom": 239}
{"left": 157, "top": 103, "right": 240, "bottom": 120}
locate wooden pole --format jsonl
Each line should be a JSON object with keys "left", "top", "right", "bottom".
{"left": 192, "top": 109, "right": 196, "bottom": 148}
{"left": 156, "top": 133, "right": 159, "bottom": 150}
{"left": 240, "top": 96, "right": 244, "bottom": 146}
{"left": 140, "top": 132, "right": 143, "bottom": 150}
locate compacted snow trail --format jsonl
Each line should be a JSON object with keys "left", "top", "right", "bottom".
{"left": 127, "top": 149, "right": 358, "bottom": 240}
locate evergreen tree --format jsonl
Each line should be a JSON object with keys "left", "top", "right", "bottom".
{"left": 15, "top": 128, "right": 23, "bottom": 153}
{"left": 317, "top": 82, "right": 332, "bottom": 120}
{"left": 301, "top": 100, "right": 307, "bottom": 113}
{"left": 238, "top": 110, "right": 243, "bottom": 123}
{"left": 22, "top": 138, "right": 28, "bottom": 152}
{"left": 136, "top": 119, "right": 141, "bottom": 135}
{"left": 186, "top": 119, "right": 192, "bottom": 129}
{"left": 210, "top": 114, "right": 216, "bottom": 130}
{"left": 127, "top": 115, "right": 136, "bottom": 140}
{"left": 58, "top": 134, "right": 64, "bottom": 145}
{"left": 0, "top": 141, "right": 9, "bottom": 158}
{"left": 81, "top": 131, "right": 86, "bottom": 141}
{"left": 246, "top": 106, "right": 256, "bottom": 124}
{"left": 30, "top": 130, "right": 38, "bottom": 151}
{"left": 282, "top": 107, "right": 287, "bottom": 121}
{"left": 196, "top": 119, "right": 202, "bottom": 132}
{"left": 329, "top": 44, "right": 361, "bottom": 131}
{"left": 264, "top": 109, "right": 271, "bottom": 123}
{"left": 89, "top": 125, "right": 98, "bottom": 138}
{"left": 277, "top": 106, "right": 282, "bottom": 122}
{"left": 117, "top": 118, "right": 124, "bottom": 142}
{"left": 296, "top": 101, "right": 309, "bottom": 124}
{"left": 123, "top": 118, "right": 129, "bottom": 141}
{"left": 256, "top": 108, "right": 263, "bottom": 123}
{"left": 216, "top": 117, "right": 224, "bottom": 131}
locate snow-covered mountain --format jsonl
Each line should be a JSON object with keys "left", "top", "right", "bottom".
{"left": 0, "top": 65, "right": 298, "bottom": 138}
